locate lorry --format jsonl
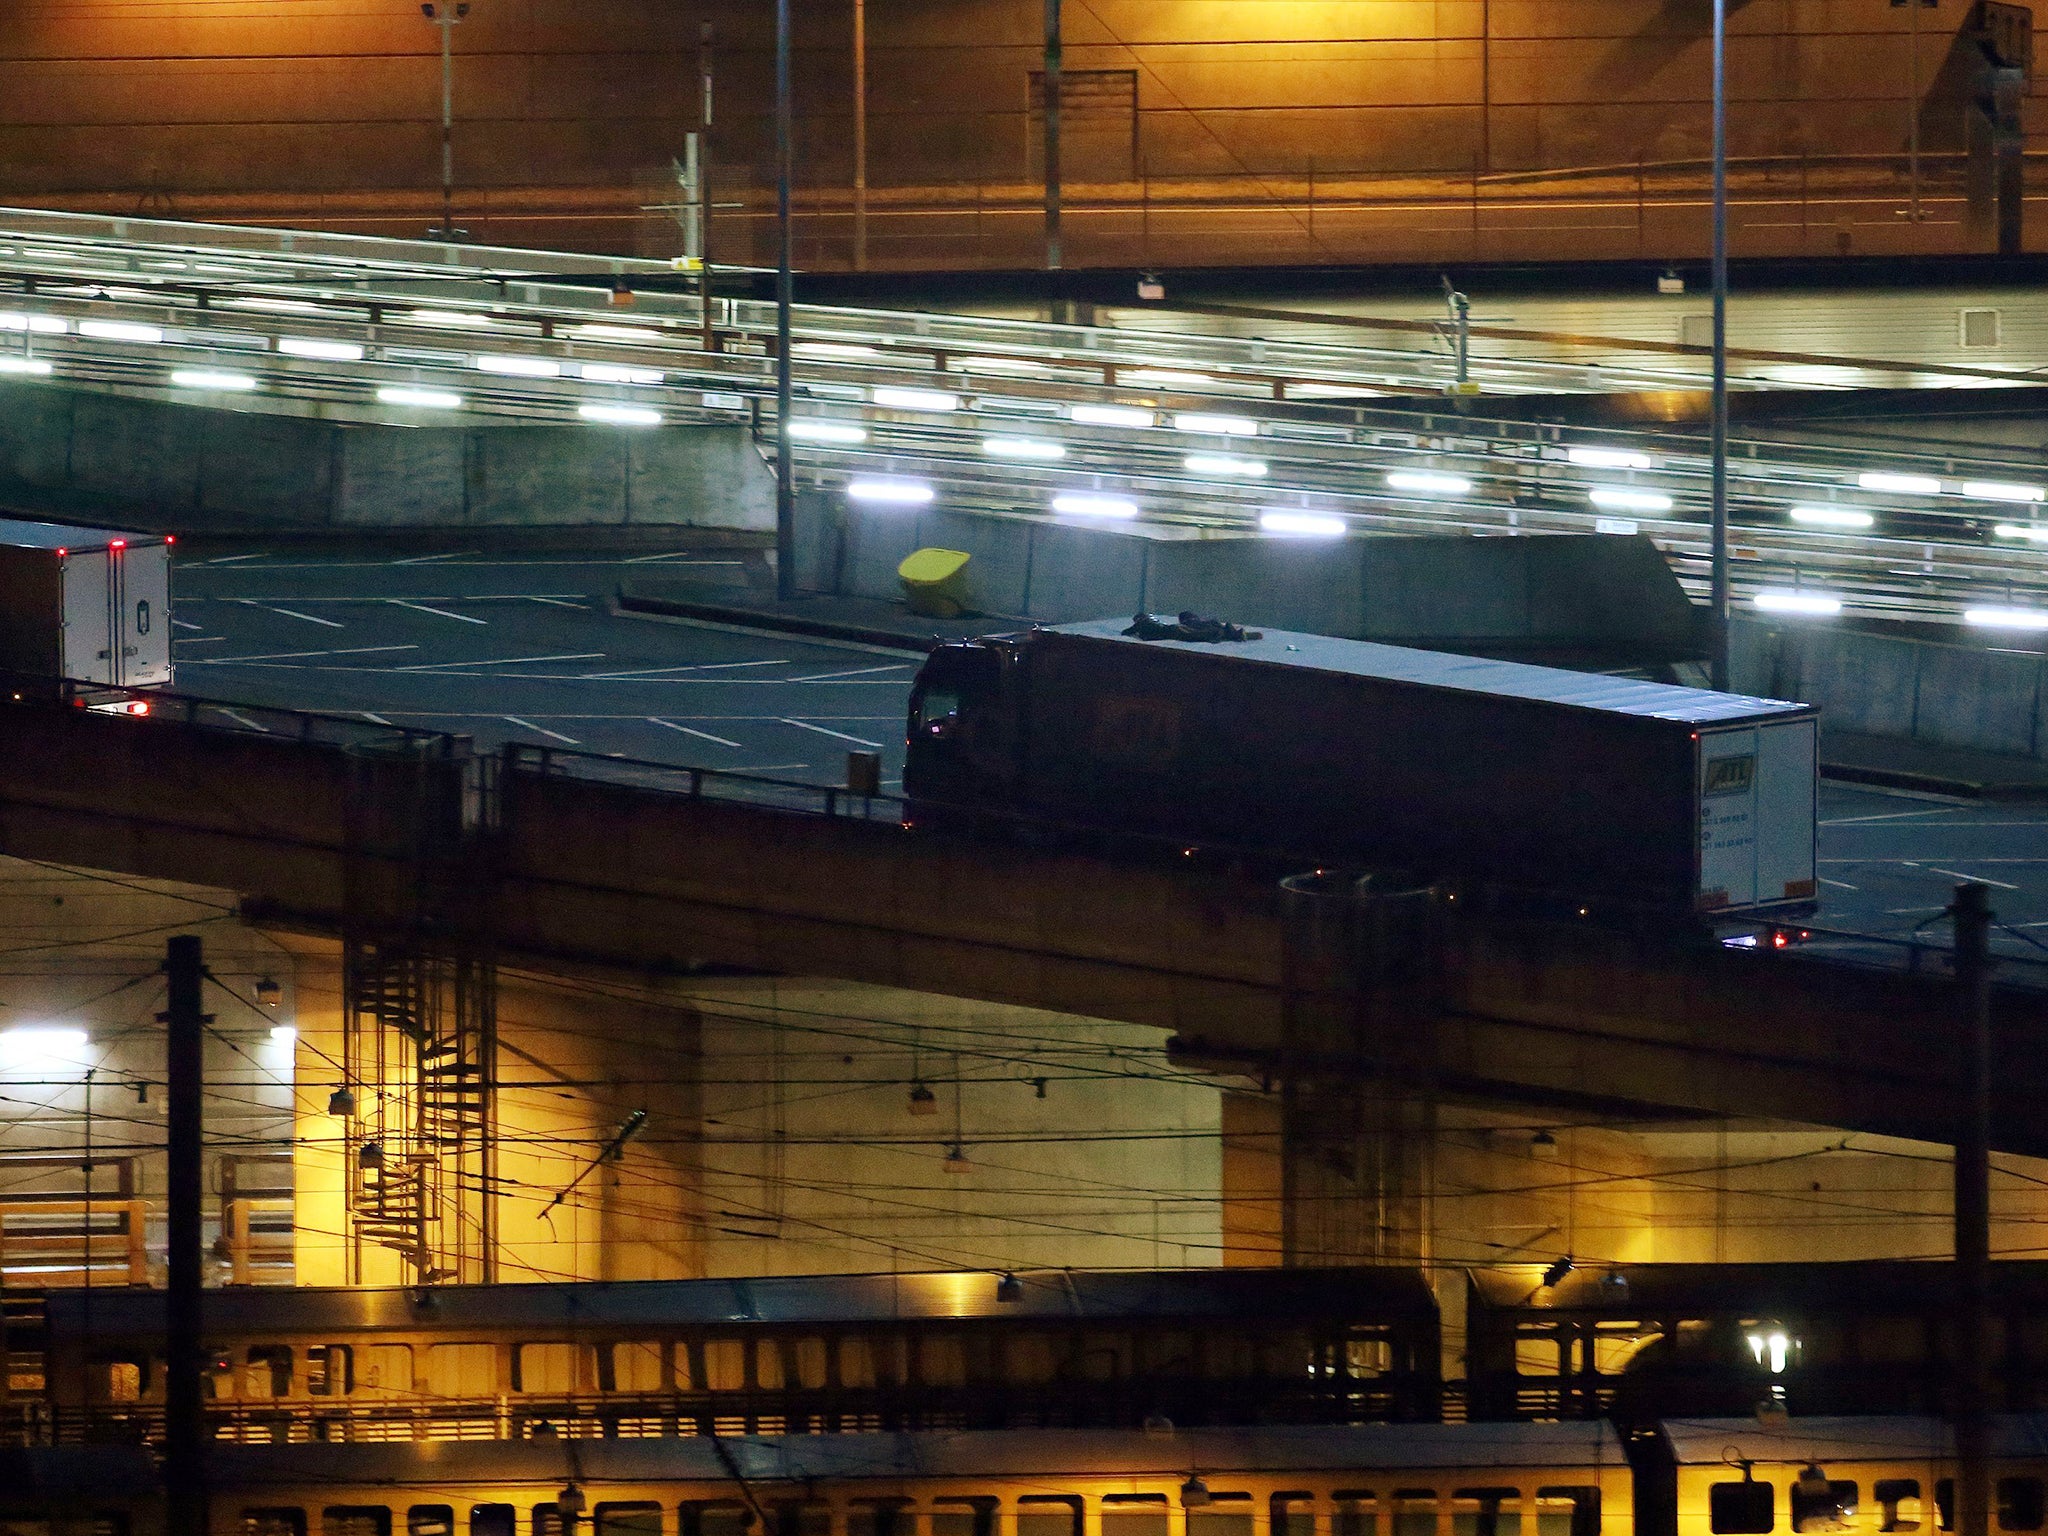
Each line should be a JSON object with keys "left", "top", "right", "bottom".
{"left": 0, "top": 518, "right": 173, "bottom": 692}
{"left": 903, "top": 618, "right": 1818, "bottom": 919}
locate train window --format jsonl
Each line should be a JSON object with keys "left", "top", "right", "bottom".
{"left": 407, "top": 1508, "right": 452, "bottom": 1536}
{"left": 1938, "top": 1482, "right": 1954, "bottom": 1532}
{"left": 1875, "top": 1481, "right": 1921, "bottom": 1532}
{"left": 680, "top": 1501, "right": 752, "bottom": 1536}
{"left": 1018, "top": 1497, "right": 1082, "bottom": 1536}
{"left": 469, "top": 1506, "right": 515, "bottom": 1536}
{"left": 605, "top": 1342, "right": 666, "bottom": 1393}
{"left": 703, "top": 1341, "right": 745, "bottom": 1392}
{"left": 1259, "top": 1333, "right": 1311, "bottom": 1378}
{"left": 247, "top": 1347, "right": 293, "bottom": 1399}
{"left": 89, "top": 1517, "right": 129, "bottom": 1536}
{"left": 1859, "top": 1319, "right": 1923, "bottom": 1365}
{"left": 308, "top": 1346, "right": 352, "bottom": 1397}
{"left": 1080, "top": 1333, "right": 1130, "bottom": 1382}
{"left": 1334, "top": 1490, "right": 1379, "bottom": 1536}
{"left": 919, "top": 1337, "right": 967, "bottom": 1389}
{"left": 515, "top": 1344, "right": 581, "bottom": 1395}
{"left": 931, "top": 1499, "right": 994, "bottom": 1536}
{"left": 322, "top": 1507, "right": 392, "bottom": 1536}
{"left": 426, "top": 1344, "right": 496, "bottom": 1398}
{"left": 1516, "top": 1338, "right": 1563, "bottom": 1378}
{"left": 1189, "top": 1494, "right": 1254, "bottom": 1536}
{"left": 792, "top": 1337, "right": 828, "bottom": 1390}
{"left": 534, "top": 1507, "right": 567, "bottom": 1536}
{"left": 1791, "top": 1480, "right": 1856, "bottom": 1534}
{"left": 839, "top": 1338, "right": 877, "bottom": 1389}
{"left": 357, "top": 1345, "right": 413, "bottom": 1400}
{"left": 206, "top": 1352, "right": 235, "bottom": 1400}
{"left": 92, "top": 1357, "right": 145, "bottom": 1403}
{"left": 1711, "top": 1486, "right": 1774, "bottom": 1536}
{"left": 1536, "top": 1489, "right": 1600, "bottom": 1536}
{"left": 1347, "top": 1337, "right": 1392, "bottom": 1378}
{"left": 1272, "top": 1495, "right": 1316, "bottom": 1536}
{"left": 241, "top": 1510, "right": 307, "bottom": 1536}
{"left": 2000, "top": 1480, "right": 2045, "bottom": 1532}
{"left": 1394, "top": 1492, "right": 1437, "bottom": 1536}
{"left": 0, "top": 1521, "right": 52, "bottom": 1536}
{"left": 597, "top": 1504, "right": 663, "bottom": 1536}
{"left": 773, "top": 1505, "right": 828, "bottom": 1536}
{"left": 1005, "top": 1335, "right": 1059, "bottom": 1385}
{"left": 1454, "top": 1489, "right": 1523, "bottom": 1536}
{"left": 1102, "top": 1494, "right": 1170, "bottom": 1536}
{"left": 1206, "top": 1336, "right": 1256, "bottom": 1379}
{"left": 756, "top": 1342, "right": 787, "bottom": 1391}
{"left": 848, "top": 1500, "right": 911, "bottom": 1536}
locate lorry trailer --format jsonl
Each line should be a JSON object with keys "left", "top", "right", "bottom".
{"left": 0, "top": 517, "right": 172, "bottom": 690}
{"left": 904, "top": 618, "right": 1817, "bottom": 918}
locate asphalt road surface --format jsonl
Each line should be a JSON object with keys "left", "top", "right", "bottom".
{"left": 173, "top": 540, "right": 2048, "bottom": 968}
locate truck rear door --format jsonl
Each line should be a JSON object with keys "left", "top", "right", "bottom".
{"left": 1696, "top": 717, "right": 1817, "bottom": 912}
{"left": 58, "top": 548, "right": 112, "bottom": 684}
{"left": 116, "top": 542, "right": 172, "bottom": 686}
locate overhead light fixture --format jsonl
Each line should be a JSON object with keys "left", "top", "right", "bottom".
{"left": 847, "top": 478, "right": 935, "bottom": 505}
{"left": 789, "top": 420, "right": 868, "bottom": 444}
{"left": 908, "top": 1082, "right": 938, "bottom": 1116}
{"left": 1856, "top": 471, "right": 1941, "bottom": 495}
{"left": 1388, "top": 470, "right": 1472, "bottom": 495}
{"left": 1180, "top": 1478, "right": 1213, "bottom": 1511}
{"left": 580, "top": 362, "right": 663, "bottom": 385}
{"left": 872, "top": 385, "right": 960, "bottom": 412}
{"left": 983, "top": 436, "right": 1066, "bottom": 460}
{"left": 1070, "top": 403, "right": 1154, "bottom": 428}
{"left": 1588, "top": 487, "right": 1672, "bottom": 513}
{"left": 1126, "top": 368, "right": 1215, "bottom": 388}
{"left": 1185, "top": 454, "right": 1267, "bottom": 478}
{"left": 1961, "top": 480, "right": 2046, "bottom": 503}
{"left": 942, "top": 1143, "right": 972, "bottom": 1173}
{"left": 1753, "top": 590, "right": 1843, "bottom": 616}
{"left": 222, "top": 296, "right": 325, "bottom": 315}
{"left": 0, "top": 313, "right": 66, "bottom": 334}
{"left": 570, "top": 323, "right": 662, "bottom": 343}
{"left": 277, "top": 337, "right": 364, "bottom": 362}
{"left": 377, "top": 386, "right": 463, "bottom": 409}
{"left": 1542, "top": 1255, "right": 1576, "bottom": 1288}
{"left": 0, "top": 358, "right": 53, "bottom": 376}
{"left": 1260, "top": 511, "right": 1346, "bottom": 537}
{"left": 794, "top": 341, "right": 881, "bottom": 359}
{"left": 268, "top": 1024, "right": 297, "bottom": 1045}
{"left": 1964, "top": 606, "right": 2048, "bottom": 630}
{"left": 170, "top": 369, "right": 257, "bottom": 391}
{"left": 1287, "top": 380, "right": 1382, "bottom": 398}
{"left": 255, "top": 977, "right": 283, "bottom": 1007}
{"left": 995, "top": 1272, "right": 1023, "bottom": 1302}
{"left": 327, "top": 1086, "right": 358, "bottom": 1118}
{"left": 578, "top": 403, "right": 661, "bottom": 427}
{"left": 1172, "top": 412, "right": 1258, "bottom": 436}
{"left": 80, "top": 319, "right": 164, "bottom": 344}
{"left": 957, "top": 355, "right": 1046, "bottom": 373}
{"left": 1788, "top": 506, "right": 1874, "bottom": 529}
{"left": 358, "top": 1141, "right": 385, "bottom": 1170}
{"left": 475, "top": 355, "right": 561, "bottom": 378}
{"left": 1567, "top": 446, "right": 1655, "bottom": 470}
{"left": 0, "top": 1027, "right": 89, "bottom": 1069}
{"left": 1996, "top": 523, "right": 2048, "bottom": 544}
{"left": 407, "top": 308, "right": 496, "bottom": 328}
{"left": 1052, "top": 492, "right": 1138, "bottom": 519}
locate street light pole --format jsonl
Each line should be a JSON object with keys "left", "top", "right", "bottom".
{"left": 853, "top": 0, "right": 868, "bottom": 271}
{"left": 1708, "top": 0, "right": 1731, "bottom": 691}
{"left": 1044, "top": 0, "right": 1062, "bottom": 271}
{"left": 775, "top": 0, "right": 797, "bottom": 601}
{"left": 422, "top": 2, "right": 471, "bottom": 242}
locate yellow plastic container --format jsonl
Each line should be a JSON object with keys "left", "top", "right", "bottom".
{"left": 898, "top": 547, "right": 972, "bottom": 618}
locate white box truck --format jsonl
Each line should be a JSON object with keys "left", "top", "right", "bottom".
{"left": 0, "top": 518, "right": 173, "bottom": 690}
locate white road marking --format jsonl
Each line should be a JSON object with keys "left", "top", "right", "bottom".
{"left": 201, "top": 553, "right": 268, "bottom": 564}
{"left": 172, "top": 618, "right": 204, "bottom": 631}
{"left": 387, "top": 599, "right": 488, "bottom": 625}
{"left": 394, "top": 651, "right": 604, "bottom": 672}
{"left": 788, "top": 663, "right": 916, "bottom": 682}
{"left": 173, "top": 636, "right": 228, "bottom": 645}
{"left": 581, "top": 658, "right": 788, "bottom": 680}
{"left": 622, "top": 550, "right": 723, "bottom": 564}
{"left": 391, "top": 551, "right": 481, "bottom": 565}
{"left": 1818, "top": 877, "right": 1859, "bottom": 890}
{"left": 216, "top": 708, "right": 270, "bottom": 732}
{"left": 503, "top": 716, "right": 581, "bottom": 745}
{"left": 240, "top": 601, "right": 343, "bottom": 628}
{"left": 780, "top": 717, "right": 884, "bottom": 748}
{"left": 1821, "top": 807, "right": 1967, "bottom": 825}
{"left": 525, "top": 596, "right": 586, "bottom": 608}
{"left": 649, "top": 718, "right": 743, "bottom": 748}
{"left": 196, "top": 644, "right": 420, "bottom": 664}
{"left": 360, "top": 711, "right": 393, "bottom": 725}
{"left": 731, "top": 762, "right": 808, "bottom": 773}
{"left": 1929, "top": 866, "right": 2022, "bottom": 890}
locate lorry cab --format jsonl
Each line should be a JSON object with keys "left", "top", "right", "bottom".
{"left": 904, "top": 640, "right": 1011, "bottom": 810}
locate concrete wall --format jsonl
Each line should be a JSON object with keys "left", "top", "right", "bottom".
{"left": 1735, "top": 616, "right": 2048, "bottom": 758}
{"left": 0, "top": 382, "right": 772, "bottom": 534}
{"left": 807, "top": 494, "right": 1699, "bottom": 659}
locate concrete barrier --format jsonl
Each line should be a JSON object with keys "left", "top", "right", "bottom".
{"left": 0, "top": 380, "right": 773, "bottom": 534}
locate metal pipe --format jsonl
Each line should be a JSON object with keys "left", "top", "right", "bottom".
{"left": 854, "top": 0, "right": 868, "bottom": 271}
{"left": 163, "top": 934, "right": 208, "bottom": 1536}
{"left": 775, "top": 0, "right": 796, "bottom": 600}
{"left": 1044, "top": 0, "right": 1062, "bottom": 271}
{"left": 1953, "top": 881, "right": 1994, "bottom": 1536}
{"left": 1708, "top": 0, "right": 1730, "bottom": 691}
{"left": 699, "top": 22, "right": 716, "bottom": 356}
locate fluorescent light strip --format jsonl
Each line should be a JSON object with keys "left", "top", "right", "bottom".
{"left": 848, "top": 478, "right": 936, "bottom": 505}
{"left": 1127, "top": 368, "right": 1215, "bottom": 387}
{"left": 1388, "top": 470, "right": 1472, "bottom": 495}
{"left": 409, "top": 309, "right": 497, "bottom": 328}
{"left": 571, "top": 323, "right": 662, "bottom": 343}
{"left": 1052, "top": 492, "right": 1137, "bottom": 518}
{"left": 1588, "top": 487, "right": 1673, "bottom": 513}
{"left": 1185, "top": 454, "right": 1267, "bottom": 478}
{"left": 1965, "top": 606, "right": 2048, "bottom": 630}
{"left": 171, "top": 369, "right": 257, "bottom": 391}
{"left": 0, "top": 313, "right": 64, "bottom": 335}
{"left": 1172, "top": 412, "right": 1258, "bottom": 436}
{"left": 378, "top": 386, "right": 463, "bottom": 409}
{"left": 796, "top": 341, "right": 882, "bottom": 359}
{"left": 1567, "top": 446, "right": 1655, "bottom": 470}
{"left": 872, "top": 386, "right": 960, "bottom": 412}
{"left": 578, "top": 403, "right": 661, "bottom": 426}
{"left": 1753, "top": 590, "right": 1843, "bottom": 616}
{"left": 224, "top": 297, "right": 325, "bottom": 315}
{"left": 1856, "top": 471, "right": 1942, "bottom": 495}
{"left": 278, "top": 336, "right": 364, "bottom": 362}
{"left": 79, "top": 319, "right": 164, "bottom": 344}
{"left": 983, "top": 437, "right": 1066, "bottom": 460}
{"left": 1995, "top": 524, "right": 2048, "bottom": 544}
{"left": 1962, "top": 480, "right": 2046, "bottom": 503}
{"left": 475, "top": 355, "right": 561, "bottom": 378}
{"left": 958, "top": 356, "right": 1046, "bottom": 373}
{"left": 1788, "top": 506, "right": 1875, "bottom": 529}
{"left": 580, "top": 362, "right": 663, "bottom": 385}
{"left": 789, "top": 420, "right": 868, "bottom": 444}
{"left": 1071, "top": 404, "right": 1153, "bottom": 428}
{"left": 0, "top": 358, "right": 52, "bottom": 376}
{"left": 1260, "top": 511, "right": 1346, "bottom": 537}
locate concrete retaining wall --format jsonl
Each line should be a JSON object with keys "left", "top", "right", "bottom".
{"left": 0, "top": 382, "right": 773, "bottom": 533}
{"left": 1735, "top": 617, "right": 2048, "bottom": 758}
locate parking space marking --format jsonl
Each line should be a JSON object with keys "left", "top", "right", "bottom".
{"left": 1929, "top": 866, "right": 2022, "bottom": 890}
{"left": 789, "top": 663, "right": 917, "bottom": 683}
{"left": 387, "top": 599, "right": 489, "bottom": 625}
{"left": 503, "top": 716, "right": 581, "bottom": 745}
{"left": 780, "top": 718, "right": 885, "bottom": 748}
{"left": 239, "top": 601, "right": 344, "bottom": 628}
{"left": 649, "top": 719, "right": 743, "bottom": 748}
{"left": 196, "top": 644, "right": 420, "bottom": 664}
{"left": 393, "top": 652, "right": 604, "bottom": 672}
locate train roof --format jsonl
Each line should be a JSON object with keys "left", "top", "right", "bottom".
{"left": 1469, "top": 1261, "right": 2048, "bottom": 1316}
{"left": 0, "top": 516, "right": 160, "bottom": 552}
{"left": 209, "top": 1423, "right": 1628, "bottom": 1488}
{"left": 1666, "top": 1415, "right": 2048, "bottom": 1464}
{"left": 1043, "top": 620, "right": 1808, "bottom": 727}
{"left": 43, "top": 1265, "right": 1438, "bottom": 1337}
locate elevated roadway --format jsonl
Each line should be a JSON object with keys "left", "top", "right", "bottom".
{"left": 2, "top": 637, "right": 2047, "bottom": 1156}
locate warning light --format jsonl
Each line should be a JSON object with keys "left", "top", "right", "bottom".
{"left": 109, "top": 539, "right": 125, "bottom": 549}
{"left": 164, "top": 535, "right": 175, "bottom": 545}
{"left": 126, "top": 700, "right": 150, "bottom": 716}
{"left": 1772, "top": 930, "right": 1790, "bottom": 948}
{"left": 54, "top": 548, "right": 64, "bottom": 557}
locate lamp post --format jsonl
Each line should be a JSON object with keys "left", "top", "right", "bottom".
{"left": 421, "top": 2, "right": 471, "bottom": 241}
{"left": 1044, "top": 0, "right": 1062, "bottom": 270}
{"left": 1708, "top": 0, "right": 1731, "bottom": 691}
{"left": 853, "top": 0, "right": 868, "bottom": 270}
{"left": 775, "top": 0, "right": 796, "bottom": 600}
